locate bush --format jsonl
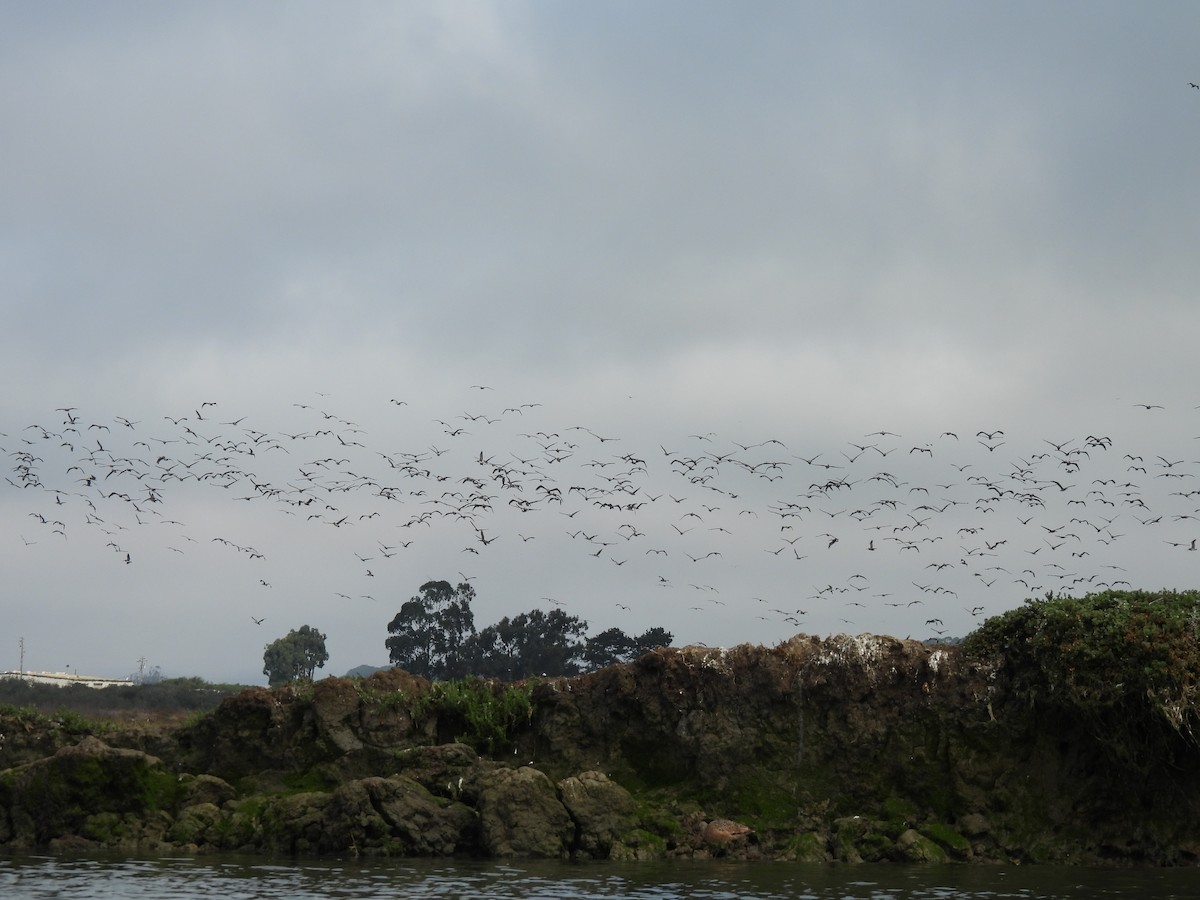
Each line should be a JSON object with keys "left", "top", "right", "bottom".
{"left": 411, "top": 677, "right": 534, "bottom": 754}
{"left": 962, "top": 589, "right": 1200, "bottom": 766}
{"left": 0, "top": 677, "right": 245, "bottom": 720}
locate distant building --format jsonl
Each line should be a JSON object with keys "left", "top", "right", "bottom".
{"left": 0, "top": 670, "right": 134, "bottom": 689}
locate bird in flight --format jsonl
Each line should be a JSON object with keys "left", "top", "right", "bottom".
{"left": 251, "top": 616, "right": 265, "bottom": 625}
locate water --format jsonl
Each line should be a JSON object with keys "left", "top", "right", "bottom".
{"left": 0, "top": 855, "right": 1196, "bottom": 899}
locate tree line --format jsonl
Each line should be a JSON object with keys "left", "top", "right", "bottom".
{"left": 386, "top": 580, "right": 671, "bottom": 680}
{"left": 262, "top": 579, "right": 673, "bottom": 685}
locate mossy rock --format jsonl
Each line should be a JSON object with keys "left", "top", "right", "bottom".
{"left": 779, "top": 829, "right": 831, "bottom": 862}
{"left": 922, "top": 822, "right": 971, "bottom": 858}
{"left": 832, "top": 815, "right": 873, "bottom": 862}
{"left": 634, "top": 799, "right": 683, "bottom": 838}
{"left": 211, "top": 797, "right": 268, "bottom": 850}
{"left": 723, "top": 771, "right": 802, "bottom": 830}
{"left": 0, "top": 737, "right": 181, "bottom": 846}
{"left": 611, "top": 828, "right": 668, "bottom": 859}
{"left": 169, "top": 802, "right": 223, "bottom": 845}
{"left": 896, "top": 827, "right": 948, "bottom": 863}
{"left": 82, "top": 811, "right": 132, "bottom": 843}
{"left": 879, "top": 795, "right": 921, "bottom": 838}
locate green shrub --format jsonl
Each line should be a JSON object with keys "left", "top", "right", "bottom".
{"left": 411, "top": 677, "right": 533, "bottom": 754}
{"left": 962, "top": 589, "right": 1200, "bottom": 766}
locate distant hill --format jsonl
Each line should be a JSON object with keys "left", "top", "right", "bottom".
{"left": 344, "top": 664, "right": 391, "bottom": 678}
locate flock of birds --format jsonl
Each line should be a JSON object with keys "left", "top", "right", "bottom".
{"left": 4, "top": 389, "right": 1199, "bottom": 652}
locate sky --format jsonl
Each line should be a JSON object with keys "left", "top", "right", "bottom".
{"left": 2, "top": 2, "right": 1199, "bottom": 685}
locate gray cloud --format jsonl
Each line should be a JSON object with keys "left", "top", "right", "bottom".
{"left": 3, "top": 2, "right": 1199, "bottom": 683}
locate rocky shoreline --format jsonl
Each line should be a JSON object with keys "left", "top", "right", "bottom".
{"left": 2, "top": 633, "right": 1199, "bottom": 864}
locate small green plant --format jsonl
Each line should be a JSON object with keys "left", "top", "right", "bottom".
{"left": 354, "top": 683, "right": 411, "bottom": 711}
{"left": 410, "top": 677, "right": 534, "bottom": 753}
{"left": 180, "top": 708, "right": 213, "bottom": 729}
{"left": 0, "top": 703, "right": 50, "bottom": 727}
{"left": 53, "top": 707, "right": 108, "bottom": 736}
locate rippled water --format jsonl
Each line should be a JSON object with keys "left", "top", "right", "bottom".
{"left": 1, "top": 855, "right": 1196, "bottom": 899}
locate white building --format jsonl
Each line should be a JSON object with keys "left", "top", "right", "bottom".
{"left": 0, "top": 670, "right": 134, "bottom": 689}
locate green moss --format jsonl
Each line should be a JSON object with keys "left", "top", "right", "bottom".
{"left": 625, "top": 827, "right": 668, "bottom": 849}
{"left": 724, "top": 770, "right": 801, "bottom": 830}
{"left": 133, "top": 766, "right": 183, "bottom": 812}
{"left": 216, "top": 796, "right": 269, "bottom": 848}
{"left": 633, "top": 799, "right": 683, "bottom": 837}
{"left": 170, "top": 805, "right": 219, "bottom": 844}
{"left": 610, "top": 827, "right": 669, "bottom": 859}
{"left": 83, "top": 811, "right": 130, "bottom": 843}
{"left": 860, "top": 829, "right": 898, "bottom": 862}
{"left": 282, "top": 769, "right": 337, "bottom": 793}
{"left": 779, "top": 830, "right": 829, "bottom": 862}
{"left": 832, "top": 816, "right": 871, "bottom": 861}
{"left": 879, "top": 795, "right": 919, "bottom": 837}
{"left": 898, "top": 831, "right": 948, "bottom": 863}
{"left": 882, "top": 795, "right": 918, "bottom": 819}
{"left": 921, "top": 822, "right": 971, "bottom": 855}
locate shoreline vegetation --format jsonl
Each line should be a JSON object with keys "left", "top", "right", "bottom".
{"left": 3, "top": 589, "right": 1200, "bottom": 865}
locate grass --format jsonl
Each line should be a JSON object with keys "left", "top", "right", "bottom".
{"left": 410, "top": 677, "right": 535, "bottom": 754}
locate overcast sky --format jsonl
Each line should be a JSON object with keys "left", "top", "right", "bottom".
{"left": 3, "top": 2, "right": 1199, "bottom": 685}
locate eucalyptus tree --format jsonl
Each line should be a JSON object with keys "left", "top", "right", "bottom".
{"left": 262, "top": 625, "right": 329, "bottom": 686}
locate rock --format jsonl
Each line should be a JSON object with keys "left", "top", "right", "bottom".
{"left": 169, "top": 801, "right": 223, "bottom": 845}
{"left": 476, "top": 766, "right": 573, "bottom": 858}
{"left": 780, "top": 830, "right": 832, "bottom": 862}
{"left": 921, "top": 822, "right": 972, "bottom": 859}
{"left": 179, "top": 687, "right": 295, "bottom": 780}
{"left": 258, "top": 791, "right": 334, "bottom": 854}
{"left": 832, "top": 815, "right": 869, "bottom": 863}
{"left": 178, "top": 773, "right": 236, "bottom": 808}
{"left": 896, "top": 828, "right": 949, "bottom": 863}
{"left": 557, "top": 771, "right": 637, "bottom": 858}
{"left": 0, "top": 736, "right": 178, "bottom": 848}
{"left": 228, "top": 775, "right": 479, "bottom": 856}
{"left": 702, "top": 818, "right": 753, "bottom": 844}
{"left": 959, "top": 812, "right": 991, "bottom": 837}
{"left": 305, "top": 678, "right": 366, "bottom": 755}
{"left": 393, "top": 742, "right": 482, "bottom": 799}
{"left": 8, "top": 629, "right": 1200, "bottom": 865}
{"left": 328, "top": 776, "right": 476, "bottom": 856}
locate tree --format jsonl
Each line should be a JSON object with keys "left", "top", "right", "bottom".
{"left": 386, "top": 578, "right": 675, "bottom": 682}
{"left": 583, "top": 627, "right": 635, "bottom": 669}
{"left": 631, "top": 626, "right": 673, "bottom": 656}
{"left": 385, "top": 580, "right": 476, "bottom": 679}
{"left": 263, "top": 625, "right": 329, "bottom": 686}
{"left": 584, "top": 625, "right": 674, "bottom": 670}
{"left": 461, "top": 607, "right": 589, "bottom": 679}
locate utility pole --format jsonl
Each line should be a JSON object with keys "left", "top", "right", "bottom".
{"left": 19, "top": 636, "right": 24, "bottom": 674}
